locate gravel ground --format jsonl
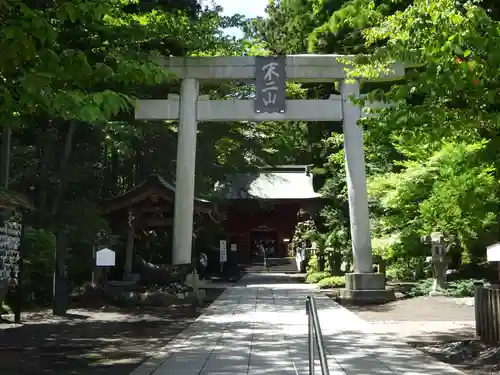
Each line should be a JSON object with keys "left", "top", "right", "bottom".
{"left": 412, "top": 340, "right": 500, "bottom": 375}
{"left": 339, "top": 294, "right": 499, "bottom": 375}
{"left": 0, "top": 288, "right": 225, "bottom": 375}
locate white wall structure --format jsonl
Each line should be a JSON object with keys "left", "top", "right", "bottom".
{"left": 135, "top": 55, "right": 403, "bottom": 298}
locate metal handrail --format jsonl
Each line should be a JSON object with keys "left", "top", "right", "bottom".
{"left": 306, "top": 296, "right": 330, "bottom": 375}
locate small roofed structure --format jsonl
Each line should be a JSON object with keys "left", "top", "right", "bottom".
{"left": 101, "top": 174, "right": 213, "bottom": 275}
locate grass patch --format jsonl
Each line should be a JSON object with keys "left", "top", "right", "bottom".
{"left": 305, "top": 271, "right": 328, "bottom": 284}
{"left": 317, "top": 276, "right": 345, "bottom": 289}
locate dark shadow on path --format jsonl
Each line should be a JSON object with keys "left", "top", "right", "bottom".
{"left": 0, "top": 289, "right": 225, "bottom": 375}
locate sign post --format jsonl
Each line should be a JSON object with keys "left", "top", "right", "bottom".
{"left": 96, "top": 247, "right": 116, "bottom": 284}
{"left": 219, "top": 240, "right": 227, "bottom": 274}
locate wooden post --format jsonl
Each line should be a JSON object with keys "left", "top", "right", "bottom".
{"left": 124, "top": 211, "right": 135, "bottom": 275}
{"left": 474, "top": 284, "right": 482, "bottom": 339}
{"left": 492, "top": 288, "right": 498, "bottom": 343}
{"left": 91, "top": 243, "right": 96, "bottom": 284}
{"left": 496, "top": 289, "right": 500, "bottom": 343}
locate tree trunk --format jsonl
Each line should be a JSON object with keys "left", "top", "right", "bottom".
{"left": 0, "top": 126, "right": 11, "bottom": 189}
{"left": 110, "top": 148, "right": 119, "bottom": 194}
{"left": 53, "top": 228, "right": 69, "bottom": 315}
{"left": 50, "top": 121, "right": 77, "bottom": 218}
{"left": 36, "top": 120, "right": 54, "bottom": 227}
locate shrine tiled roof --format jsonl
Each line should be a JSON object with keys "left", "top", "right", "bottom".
{"left": 101, "top": 174, "right": 211, "bottom": 213}
{"left": 0, "top": 188, "right": 34, "bottom": 211}
{"left": 215, "top": 165, "right": 321, "bottom": 200}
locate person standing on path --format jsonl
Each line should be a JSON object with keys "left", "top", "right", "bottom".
{"left": 199, "top": 251, "right": 208, "bottom": 280}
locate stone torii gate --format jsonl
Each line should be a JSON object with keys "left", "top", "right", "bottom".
{"left": 135, "top": 55, "right": 403, "bottom": 303}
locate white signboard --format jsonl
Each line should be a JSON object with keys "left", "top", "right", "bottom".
{"left": 230, "top": 243, "right": 237, "bottom": 252}
{"left": 487, "top": 243, "right": 500, "bottom": 262}
{"left": 96, "top": 248, "right": 116, "bottom": 267}
{"left": 220, "top": 240, "right": 227, "bottom": 251}
{"left": 220, "top": 240, "right": 227, "bottom": 263}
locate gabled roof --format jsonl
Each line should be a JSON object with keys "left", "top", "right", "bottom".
{"left": 0, "top": 188, "right": 34, "bottom": 211}
{"left": 215, "top": 165, "right": 321, "bottom": 200}
{"left": 101, "top": 174, "right": 211, "bottom": 213}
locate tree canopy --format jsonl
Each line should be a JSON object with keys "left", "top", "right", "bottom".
{"left": 254, "top": 0, "right": 500, "bottom": 272}
{"left": 3, "top": 0, "right": 500, "bottom": 304}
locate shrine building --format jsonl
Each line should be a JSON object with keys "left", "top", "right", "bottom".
{"left": 100, "top": 174, "right": 214, "bottom": 275}
{"left": 215, "top": 165, "right": 323, "bottom": 264}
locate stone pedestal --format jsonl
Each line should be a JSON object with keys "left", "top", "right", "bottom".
{"left": 185, "top": 273, "right": 208, "bottom": 288}
{"left": 338, "top": 273, "right": 395, "bottom": 305}
{"left": 429, "top": 262, "right": 447, "bottom": 296}
{"left": 429, "top": 290, "right": 445, "bottom": 297}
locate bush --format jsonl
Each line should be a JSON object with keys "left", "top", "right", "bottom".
{"left": 407, "top": 278, "right": 434, "bottom": 297}
{"left": 307, "top": 254, "right": 320, "bottom": 274}
{"left": 447, "top": 279, "right": 490, "bottom": 297}
{"left": 306, "top": 271, "right": 328, "bottom": 284}
{"left": 23, "top": 228, "right": 56, "bottom": 304}
{"left": 386, "top": 262, "right": 416, "bottom": 281}
{"left": 408, "top": 277, "right": 490, "bottom": 297}
{"left": 317, "top": 276, "right": 345, "bottom": 289}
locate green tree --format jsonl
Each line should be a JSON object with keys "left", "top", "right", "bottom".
{"left": 352, "top": 0, "right": 500, "bottom": 265}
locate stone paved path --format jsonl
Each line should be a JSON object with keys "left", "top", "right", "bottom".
{"left": 130, "top": 273, "right": 465, "bottom": 375}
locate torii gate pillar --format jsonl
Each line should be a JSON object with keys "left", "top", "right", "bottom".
{"left": 172, "top": 78, "right": 199, "bottom": 265}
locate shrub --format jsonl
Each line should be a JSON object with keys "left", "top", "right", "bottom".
{"left": 317, "top": 276, "right": 345, "bottom": 289}
{"left": 307, "top": 254, "right": 320, "bottom": 274}
{"left": 447, "top": 279, "right": 490, "bottom": 297}
{"left": 408, "top": 277, "right": 490, "bottom": 297}
{"left": 23, "top": 228, "right": 56, "bottom": 304}
{"left": 407, "top": 278, "right": 434, "bottom": 297}
{"left": 306, "top": 271, "right": 328, "bottom": 284}
{"left": 386, "top": 262, "right": 416, "bottom": 281}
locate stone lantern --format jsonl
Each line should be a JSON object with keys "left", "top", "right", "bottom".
{"left": 421, "top": 231, "right": 448, "bottom": 296}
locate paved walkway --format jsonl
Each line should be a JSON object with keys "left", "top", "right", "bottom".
{"left": 130, "top": 273, "right": 464, "bottom": 375}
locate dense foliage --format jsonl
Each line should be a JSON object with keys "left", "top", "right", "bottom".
{"left": 0, "top": 0, "right": 301, "bottom": 304}
{"left": 256, "top": 0, "right": 500, "bottom": 282}
{"left": 3, "top": 0, "right": 500, "bottom": 305}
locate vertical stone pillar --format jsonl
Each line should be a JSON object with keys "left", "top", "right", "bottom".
{"left": 340, "top": 80, "right": 373, "bottom": 274}
{"left": 173, "top": 78, "right": 199, "bottom": 265}
{"left": 339, "top": 80, "right": 394, "bottom": 304}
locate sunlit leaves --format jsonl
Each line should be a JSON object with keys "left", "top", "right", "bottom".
{"left": 0, "top": 0, "right": 242, "bottom": 125}
{"left": 369, "top": 139, "right": 499, "bottom": 258}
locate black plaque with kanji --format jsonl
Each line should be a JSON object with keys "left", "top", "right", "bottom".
{"left": 254, "top": 56, "right": 286, "bottom": 113}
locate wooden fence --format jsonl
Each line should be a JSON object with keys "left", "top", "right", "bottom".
{"left": 475, "top": 284, "right": 500, "bottom": 343}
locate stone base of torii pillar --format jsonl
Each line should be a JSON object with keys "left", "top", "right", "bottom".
{"left": 339, "top": 273, "right": 396, "bottom": 304}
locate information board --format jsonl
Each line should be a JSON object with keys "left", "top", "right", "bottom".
{"left": 0, "top": 210, "right": 22, "bottom": 285}
{"left": 220, "top": 240, "right": 227, "bottom": 263}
